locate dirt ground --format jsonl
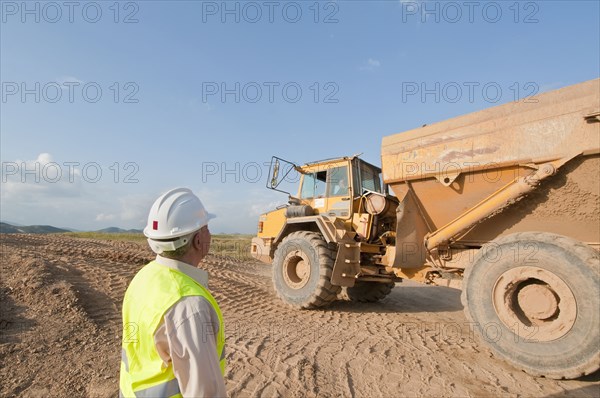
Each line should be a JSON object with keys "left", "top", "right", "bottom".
{"left": 1, "top": 234, "right": 598, "bottom": 398}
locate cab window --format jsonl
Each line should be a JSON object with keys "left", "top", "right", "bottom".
{"left": 353, "top": 161, "right": 382, "bottom": 195}
{"left": 360, "top": 164, "right": 381, "bottom": 192}
{"left": 327, "top": 166, "right": 349, "bottom": 197}
{"left": 300, "top": 171, "right": 327, "bottom": 198}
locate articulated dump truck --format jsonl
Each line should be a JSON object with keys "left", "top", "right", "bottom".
{"left": 251, "top": 79, "right": 600, "bottom": 379}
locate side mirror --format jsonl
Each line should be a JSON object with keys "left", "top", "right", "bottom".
{"left": 267, "top": 156, "right": 299, "bottom": 195}
{"left": 271, "top": 159, "right": 280, "bottom": 189}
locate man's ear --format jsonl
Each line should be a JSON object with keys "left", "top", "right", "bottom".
{"left": 192, "top": 231, "right": 202, "bottom": 248}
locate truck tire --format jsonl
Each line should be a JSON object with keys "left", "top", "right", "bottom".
{"left": 272, "top": 231, "right": 341, "bottom": 309}
{"left": 461, "top": 232, "right": 600, "bottom": 379}
{"left": 342, "top": 281, "right": 395, "bottom": 303}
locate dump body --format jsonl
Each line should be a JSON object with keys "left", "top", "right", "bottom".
{"left": 381, "top": 79, "right": 600, "bottom": 265}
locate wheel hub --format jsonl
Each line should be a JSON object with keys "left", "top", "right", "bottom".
{"left": 517, "top": 284, "right": 558, "bottom": 320}
{"left": 282, "top": 250, "right": 311, "bottom": 290}
{"left": 493, "top": 266, "right": 576, "bottom": 342}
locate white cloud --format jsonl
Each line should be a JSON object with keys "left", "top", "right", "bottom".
{"left": 1, "top": 153, "right": 152, "bottom": 230}
{"left": 1, "top": 153, "right": 84, "bottom": 202}
{"left": 359, "top": 58, "right": 382, "bottom": 71}
{"left": 36, "top": 152, "right": 53, "bottom": 164}
{"left": 368, "top": 58, "right": 381, "bottom": 67}
{"left": 1, "top": 155, "right": 289, "bottom": 233}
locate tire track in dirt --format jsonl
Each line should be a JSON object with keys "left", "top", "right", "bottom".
{"left": 10, "top": 239, "right": 134, "bottom": 333}
{"left": 22, "top": 235, "right": 149, "bottom": 328}
{"left": 203, "top": 255, "right": 600, "bottom": 397}
{"left": 1, "top": 234, "right": 599, "bottom": 398}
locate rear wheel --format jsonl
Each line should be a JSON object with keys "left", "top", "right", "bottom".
{"left": 272, "top": 231, "right": 340, "bottom": 309}
{"left": 341, "top": 281, "right": 395, "bottom": 302}
{"left": 461, "top": 232, "right": 600, "bottom": 379}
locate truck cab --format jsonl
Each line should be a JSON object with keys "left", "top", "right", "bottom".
{"left": 251, "top": 155, "right": 392, "bottom": 263}
{"left": 296, "top": 156, "right": 384, "bottom": 219}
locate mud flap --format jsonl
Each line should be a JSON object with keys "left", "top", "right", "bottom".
{"left": 331, "top": 240, "right": 361, "bottom": 287}
{"left": 394, "top": 191, "right": 430, "bottom": 268}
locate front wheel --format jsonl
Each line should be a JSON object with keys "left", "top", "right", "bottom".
{"left": 461, "top": 232, "right": 600, "bottom": 379}
{"left": 272, "top": 231, "right": 340, "bottom": 309}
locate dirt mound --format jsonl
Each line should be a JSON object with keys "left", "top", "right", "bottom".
{"left": 1, "top": 234, "right": 598, "bottom": 397}
{"left": 0, "top": 234, "right": 150, "bottom": 397}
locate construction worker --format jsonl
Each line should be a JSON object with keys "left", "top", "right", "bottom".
{"left": 120, "top": 188, "right": 226, "bottom": 398}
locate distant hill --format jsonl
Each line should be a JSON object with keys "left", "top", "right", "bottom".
{"left": 0, "top": 222, "right": 142, "bottom": 234}
{"left": 0, "top": 222, "right": 70, "bottom": 234}
{"left": 0, "top": 220, "right": 25, "bottom": 226}
{"left": 96, "top": 227, "right": 143, "bottom": 234}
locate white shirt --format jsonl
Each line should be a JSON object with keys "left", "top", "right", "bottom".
{"left": 152, "top": 256, "right": 227, "bottom": 398}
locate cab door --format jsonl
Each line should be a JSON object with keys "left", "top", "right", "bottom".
{"left": 297, "top": 163, "right": 351, "bottom": 219}
{"left": 298, "top": 170, "right": 327, "bottom": 214}
{"left": 325, "top": 164, "right": 351, "bottom": 219}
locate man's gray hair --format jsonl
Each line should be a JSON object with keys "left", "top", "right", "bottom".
{"left": 159, "top": 232, "right": 195, "bottom": 260}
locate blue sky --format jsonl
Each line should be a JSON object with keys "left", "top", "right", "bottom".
{"left": 1, "top": 0, "right": 599, "bottom": 233}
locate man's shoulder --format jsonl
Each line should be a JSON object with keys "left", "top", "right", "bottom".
{"left": 172, "top": 295, "right": 216, "bottom": 311}
{"left": 165, "top": 296, "right": 219, "bottom": 326}
{"left": 128, "top": 261, "right": 196, "bottom": 291}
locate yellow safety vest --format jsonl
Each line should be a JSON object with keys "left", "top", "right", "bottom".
{"left": 119, "top": 261, "right": 226, "bottom": 398}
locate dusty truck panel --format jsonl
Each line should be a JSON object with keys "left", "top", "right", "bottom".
{"left": 253, "top": 79, "right": 600, "bottom": 379}
{"left": 380, "top": 78, "right": 600, "bottom": 379}
{"left": 381, "top": 79, "right": 599, "bottom": 180}
{"left": 381, "top": 79, "right": 600, "bottom": 258}
{"left": 459, "top": 155, "right": 600, "bottom": 245}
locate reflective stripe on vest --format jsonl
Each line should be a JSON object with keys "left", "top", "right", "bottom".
{"left": 121, "top": 348, "right": 129, "bottom": 372}
{"left": 134, "top": 378, "right": 181, "bottom": 398}
{"left": 119, "top": 261, "right": 225, "bottom": 397}
{"left": 119, "top": 379, "right": 180, "bottom": 398}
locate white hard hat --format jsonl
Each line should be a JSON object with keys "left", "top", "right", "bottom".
{"left": 144, "top": 188, "right": 215, "bottom": 254}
